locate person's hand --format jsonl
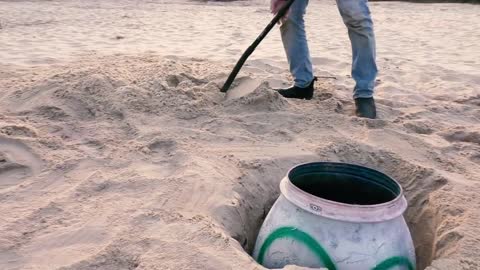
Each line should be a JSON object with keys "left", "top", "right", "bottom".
{"left": 270, "top": 0, "right": 290, "bottom": 23}
{"left": 270, "top": 0, "right": 288, "bottom": 14}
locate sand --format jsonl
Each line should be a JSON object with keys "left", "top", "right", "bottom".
{"left": 0, "top": 0, "right": 479, "bottom": 269}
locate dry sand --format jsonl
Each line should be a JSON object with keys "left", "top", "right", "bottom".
{"left": 1, "top": 0, "right": 480, "bottom": 269}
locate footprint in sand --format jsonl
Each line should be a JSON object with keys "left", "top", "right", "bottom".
{"left": 0, "top": 137, "right": 43, "bottom": 189}
{"left": 145, "top": 139, "right": 178, "bottom": 160}
{"left": 166, "top": 74, "right": 181, "bottom": 87}
{"left": 35, "top": 106, "right": 70, "bottom": 120}
{"left": 439, "top": 127, "right": 480, "bottom": 163}
{"left": 440, "top": 127, "right": 480, "bottom": 145}
{"left": 0, "top": 153, "right": 31, "bottom": 188}
{"left": 0, "top": 125, "right": 37, "bottom": 138}
{"left": 316, "top": 92, "right": 334, "bottom": 101}
{"left": 454, "top": 95, "right": 480, "bottom": 106}
{"left": 18, "top": 106, "right": 69, "bottom": 121}
{"left": 403, "top": 120, "right": 435, "bottom": 135}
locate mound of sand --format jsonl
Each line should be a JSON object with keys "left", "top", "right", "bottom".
{"left": 0, "top": 54, "right": 479, "bottom": 270}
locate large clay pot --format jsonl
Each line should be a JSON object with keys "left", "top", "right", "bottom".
{"left": 253, "top": 162, "right": 416, "bottom": 270}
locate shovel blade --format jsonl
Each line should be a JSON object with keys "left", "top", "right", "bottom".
{"left": 225, "top": 77, "right": 263, "bottom": 100}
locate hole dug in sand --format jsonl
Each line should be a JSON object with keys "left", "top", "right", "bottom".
{"left": 219, "top": 153, "right": 456, "bottom": 270}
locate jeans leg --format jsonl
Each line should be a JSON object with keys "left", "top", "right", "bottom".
{"left": 337, "top": 0, "right": 378, "bottom": 98}
{"left": 280, "top": 0, "right": 314, "bottom": 88}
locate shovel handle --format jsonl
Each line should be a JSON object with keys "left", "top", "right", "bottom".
{"left": 221, "top": 0, "right": 296, "bottom": 93}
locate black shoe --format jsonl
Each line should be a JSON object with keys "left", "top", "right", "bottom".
{"left": 276, "top": 77, "right": 317, "bottom": 100}
{"left": 355, "top": 97, "right": 377, "bottom": 119}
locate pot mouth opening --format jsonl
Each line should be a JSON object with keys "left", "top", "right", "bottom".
{"left": 288, "top": 162, "right": 402, "bottom": 207}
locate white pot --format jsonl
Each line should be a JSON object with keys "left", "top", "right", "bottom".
{"left": 253, "top": 162, "right": 416, "bottom": 270}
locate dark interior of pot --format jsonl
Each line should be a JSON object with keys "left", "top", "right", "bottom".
{"left": 289, "top": 162, "right": 401, "bottom": 205}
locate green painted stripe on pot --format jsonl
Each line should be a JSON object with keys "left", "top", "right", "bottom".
{"left": 257, "top": 227, "right": 415, "bottom": 270}
{"left": 257, "top": 226, "right": 337, "bottom": 270}
{"left": 372, "top": 256, "right": 415, "bottom": 270}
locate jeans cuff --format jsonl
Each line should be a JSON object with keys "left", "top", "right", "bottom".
{"left": 294, "top": 76, "right": 315, "bottom": 88}
{"left": 353, "top": 89, "right": 374, "bottom": 99}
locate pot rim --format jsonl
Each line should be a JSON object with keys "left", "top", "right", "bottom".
{"left": 280, "top": 162, "right": 408, "bottom": 223}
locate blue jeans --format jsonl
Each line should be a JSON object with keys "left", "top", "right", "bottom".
{"left": 280, "top": 0, "right": 378, "bottom": 98}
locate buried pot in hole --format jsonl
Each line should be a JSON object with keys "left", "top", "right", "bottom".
{"left": 253, "top": 162, "right": 416, "bottom": 270}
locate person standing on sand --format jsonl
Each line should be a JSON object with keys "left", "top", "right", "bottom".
{"left": 271, "top": 0, "right": 378, "bottom": 119}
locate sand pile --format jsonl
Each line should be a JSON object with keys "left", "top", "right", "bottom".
{"left": 0, "top": 55, "right": 479, "bottom": 270}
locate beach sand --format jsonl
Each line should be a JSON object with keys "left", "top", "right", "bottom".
{"left": 0, "top": 0, "right": 479, "bottom": 269}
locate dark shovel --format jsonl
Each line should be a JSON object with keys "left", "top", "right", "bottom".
{"left": 220, "top": 0, "right": 296, "bottom": 93}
